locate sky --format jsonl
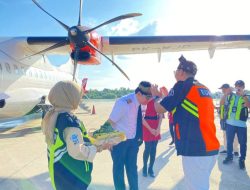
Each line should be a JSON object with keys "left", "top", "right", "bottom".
{"left": 1, "top": 0, "right": 250, "bottom": 92}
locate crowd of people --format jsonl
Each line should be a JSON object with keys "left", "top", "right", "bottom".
{"left": 218, "top": 80, "right": 250, "bottom": 169}
{"left": 41, "top": 55, "right": 249, "bottom": 190}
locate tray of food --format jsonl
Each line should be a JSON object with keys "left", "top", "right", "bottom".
{"left": 88, "top": 122, "right": 126, "bottom": 146}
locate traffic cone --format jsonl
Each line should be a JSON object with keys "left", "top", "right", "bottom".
{"left": 91, "top": 105, "right": 96, "bottom": 115}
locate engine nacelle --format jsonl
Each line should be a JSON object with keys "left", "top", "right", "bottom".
{"left": 70, "top": 30, "right": 101, "bottom": 65}
{"left": 70, "top": 51, "right": 101, "bottom": 65}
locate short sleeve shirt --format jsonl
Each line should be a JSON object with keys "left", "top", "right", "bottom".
{"left": 109, "top": 93, "right": 140, "bottom": 139}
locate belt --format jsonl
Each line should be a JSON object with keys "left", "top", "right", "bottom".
{"left": 144, "top": 116, "right": 158, "bottom": 120}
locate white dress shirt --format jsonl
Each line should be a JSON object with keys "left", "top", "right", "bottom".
{"left": 109, "top": 93, "right": 140, "bottom": 139}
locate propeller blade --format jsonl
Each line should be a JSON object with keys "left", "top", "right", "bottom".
{"left": 86, "top": 41, "right": 130, "bottom": 81}
{"left": 21, "top": 39, "right": 69, "bottom": 60}
{"left": 78, "top": 0, "right": 83, "bottom": 26}
{"left": 32, "top": 0, "right": 70, "bottom": 31}
{"left": 84, "top": 13, "right": 142, "bottom": 33}
{"left": 72, "top": 48, "right": 80, "bottom": 81}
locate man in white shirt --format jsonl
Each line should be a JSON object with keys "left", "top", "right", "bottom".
{"left": 108, "top": 81, "right": 152, "bottom": 190}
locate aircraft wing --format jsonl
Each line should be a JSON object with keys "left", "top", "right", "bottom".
{"left": 0, "top": 37, "right": 71, "bottom": 62}
{"left": 1, "top": 35, "right": 250, "bottom": 61}
{"left": 101, "top": 35, "right": 250, "bottom": 58}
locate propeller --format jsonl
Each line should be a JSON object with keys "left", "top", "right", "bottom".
{"left": 32, "top": 0, "right": 69, "bottom": 31}
{"left": 86, "top": 41, "right": 130, "bottom": 80}
{"left": 20, "top": 39, "right": 69, "bottom": 60}
{"left": 30, "top": 0, "right": 142, "bottom": 80}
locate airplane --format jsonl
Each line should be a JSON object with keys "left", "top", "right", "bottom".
{"left": 1, "top": 0, "right": 250, "bottom": 121}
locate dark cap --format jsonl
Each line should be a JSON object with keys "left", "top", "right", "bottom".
{"left": 219, "top": 83, "right": 230, "bottom": 89}
{"left": 177, "top": 55, "right": 197, "bottom": 76}
{"left": 135, "top": 81, "right": 152, "bottom": 96}
{"left": 235, "top": 80, "right": 245, "bottom": 87}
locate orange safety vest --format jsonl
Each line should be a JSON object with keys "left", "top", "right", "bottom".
{"left": 173, "top": 82, "right": 220, "bottom": 156}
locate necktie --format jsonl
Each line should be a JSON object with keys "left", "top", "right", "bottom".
{"left": 135, "top": 105, "right": 142, "bottom": 140}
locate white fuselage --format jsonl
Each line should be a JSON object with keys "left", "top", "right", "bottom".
{"left": 0, "top": 52, "right": 73, "bottom": 119}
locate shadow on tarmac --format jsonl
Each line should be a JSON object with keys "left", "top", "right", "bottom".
{"left": 0, "top": 172, "right": 52, "bottom": 190}
{"left": 139, "top": 145, "right": 176, "bottom": 189}
{"left": 0, "top": 126, "right": 41, "bottom": 139}
{"left": 218, "top": 153, "right": 250, "bottom": 190}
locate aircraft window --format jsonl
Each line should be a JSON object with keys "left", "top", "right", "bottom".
{"left": 34, "top": 70, "right": 38, "bottom": 78}
{"left": 5, "top": 63, "right": 11, "bottom": 73}
{"left": 21, "top": 67, "right": 26, "bottom": 75}
{"left": 14, "top": 65, "right": 19, "bottom": 74}
{"left": 43, "top": 72, "right": 47, "bottom": 80}
{"left": 38, "top": 71, "right": 43, "bottom": 79}
{"left": 28, "top": 70, "right": 32, "bottom": 77}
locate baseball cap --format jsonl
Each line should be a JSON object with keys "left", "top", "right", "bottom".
{"left": 218, "top": 83, "right": 230, "bottom": 89}
{"left": 136, "top": 81, "right": 152, "bottom": 97}
{"left": 177, "top": 55, "right": 197, "bottom": 76}
{"left": 235, "top": 80, "right": 245, "bottom": 87}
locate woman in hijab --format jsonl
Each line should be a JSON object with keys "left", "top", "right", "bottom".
{"left": 42, "top": 80, "right": 98, "bottom": 190}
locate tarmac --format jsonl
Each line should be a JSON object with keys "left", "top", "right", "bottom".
{"left": 0, "top": 99, "right": 250, "bottom": 190}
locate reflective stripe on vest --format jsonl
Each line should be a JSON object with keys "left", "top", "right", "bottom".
{"left": 181, "top": 99, "right": 199, "bottom": 118}
{"left": 48, "top": 128, "right": 64, "bottom": 190}
{"left": 172, "top": 107, "right": 177, "bottom": 115}
{"left": 220, "top": 105, "right": 225, "bottom": 119}
{"left": 228, "top": 95, "right": 245, "bottom": 120}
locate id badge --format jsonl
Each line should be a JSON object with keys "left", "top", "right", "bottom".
{"left": 232, "top": 106, "right": 237, "bottom": 113}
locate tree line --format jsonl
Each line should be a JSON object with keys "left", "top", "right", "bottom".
{"left": 84, "top": 88, "right": 134, "bottom": 99}
{"left": 84, "top": 88, "right": 250, "bottom": 99}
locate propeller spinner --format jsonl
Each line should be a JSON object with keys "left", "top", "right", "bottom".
{"left": 30, "top": 0, "right": 142, "bottom": 81}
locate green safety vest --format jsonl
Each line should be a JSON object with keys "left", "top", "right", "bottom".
{"left": 227, "top": 94, "right": 249, "bottom": 121}
{"left": 48, "top": 121, "right": 92, "bottom": 190}
{"left": 220, "top": 95, "right": 232, "bottom": 120}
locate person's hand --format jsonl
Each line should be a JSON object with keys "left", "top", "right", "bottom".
{"left": 155, "top": 128, "right": 160, "bottom": 136}
{"left": 160, "top": 86, "right": 168, "bottom": 97}
{"left": 96, "top": 145, "right": 103, "bottom": 152}
{"left": 102, "top": 142, "right": 113, "bottom": 151}
{"left": 150, "top": 84, "right": 162, "bottom": 97}
{"left": 96, "top": 142, "right": 113, "bottom": 152}
{"left": 149, "top": 128, "right": 156, "bottom": 136}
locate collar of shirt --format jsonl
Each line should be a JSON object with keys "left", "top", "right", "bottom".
{"left": 132, "top": 93, "right": 140, "bottom": 109}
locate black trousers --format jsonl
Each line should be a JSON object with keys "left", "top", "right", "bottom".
{"left": 143, "top": 141, "right": 158, "bottom": 173}
{"left": 169, "top": 122, "right": 175, "bottom": 142}
{"left": 111, "top": 138, "right": 139, "bottom": 190}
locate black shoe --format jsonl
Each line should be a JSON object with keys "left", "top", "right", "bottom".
{"left": 169, "top": 141, "right": 174, "bottom": 145}
{"left": 223, "top": 157, "right": 233, "bottom": 164}
{"left": 239, "top": 160, "right": 245, "bottom": 170}
{"left": 148, "top": 171, "right": 155, "bottom": 178}
{"left": 219, "top": 150, "right": 227, "bottom": 154}
{"left": 234, "top": 152, "right": 239, "bottom": 157}
{"left": 143, "top": 171, "right": 147, "bottom": 177}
